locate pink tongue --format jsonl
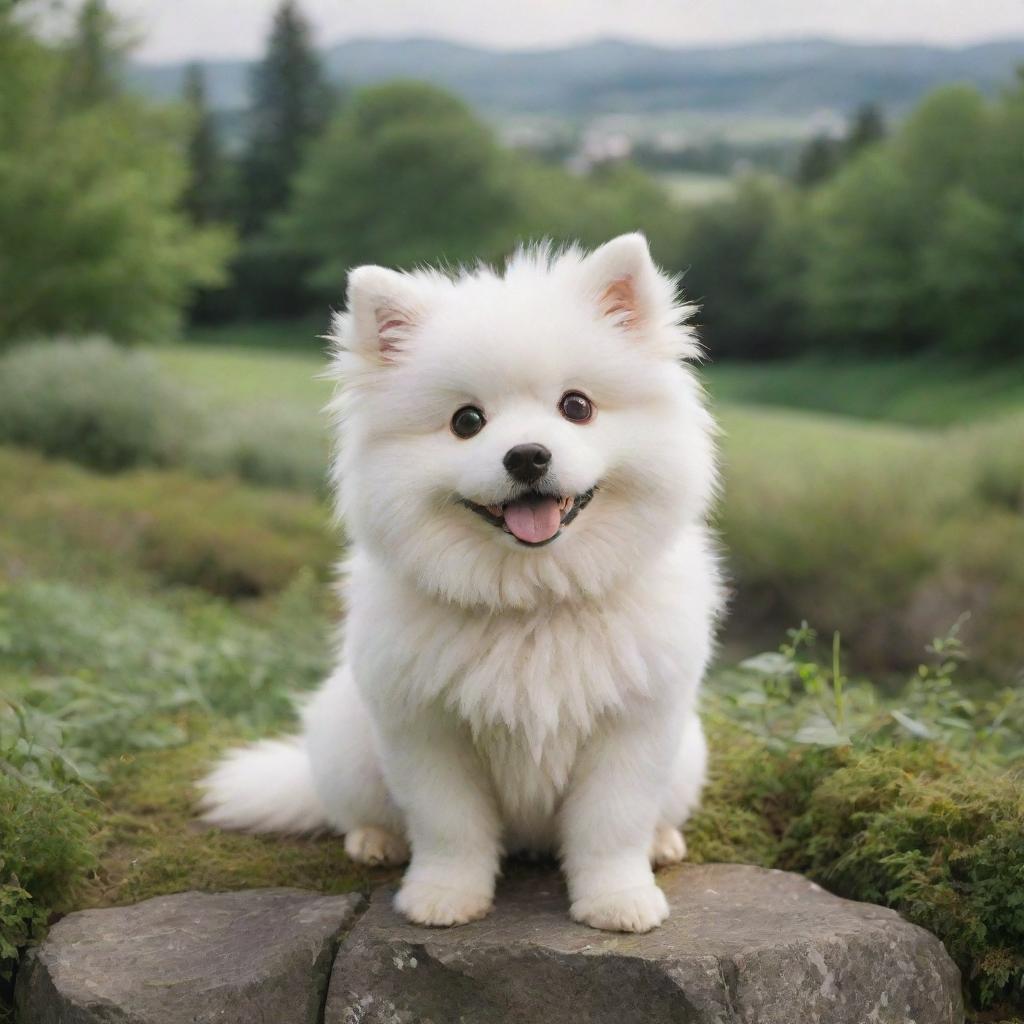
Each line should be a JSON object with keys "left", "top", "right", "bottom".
{"left": 503, "top": 497, "right": 562, "bottom": 544}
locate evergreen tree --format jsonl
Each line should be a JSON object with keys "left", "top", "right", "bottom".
{"left": 845, "top": 103, "right": 886, "bottom": 157}
{"left": 795, "top": 134, "right": 840, "bottom": 188}
{"left": 239, "top": 0, "right": 332, "bottom": 236}
{"left": 182, "top": 64, "right": 224, "bottom": 225}
{"left": 59, "top": 0, "right": 132, "bottom": 110}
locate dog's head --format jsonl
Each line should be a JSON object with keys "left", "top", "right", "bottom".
{"left": 329, "top": 233, "right": 716, "bottom": 610}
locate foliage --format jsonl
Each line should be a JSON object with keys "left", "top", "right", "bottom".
{"left": 182, "top": 64, "right": 227, "bottom": 225}
{"left": 274, "top": 79, "right": 687, "bottom": 300}
{"left": 0, "top": 567, "right": 336, "bottom": 984}
{"left": 238, "top": 0, "right": 333, "bottom": 237}
{"left": 794, "top": 103, "right": 886, "bottom": 188}
{"left": 718, "top": 404, "right": 1024, "bottom": 678}
{"left": 187, "top": 405, "right": 329, "bottom": 495}
{"left": 671, "top": 79, "right": 1024, "bottom": 359}
{"left": 0, "top": 339, "right": 194, "bottom": 472}
{"left": 694, "top": 625, "right": 1024, "bottom": 1014}
{"left": 57, "top": 0, "right": 132, "bottom": 111}
{"left": 674, "top": 175, "right": 807, "bottom": 357}
{"left": 276, "top": 82, "right": 521, "bottom": 292}
{"left": 0, "top": 17, "right": 232, "bottom": 345}
{"left": 0, "top": 446, "right": 334, "bottom": 598}
{"left": 225, "top": 0, "right": 335, "bottom": 319}
{"left": 0, "top": 338, "right": 330, "bottom": 494}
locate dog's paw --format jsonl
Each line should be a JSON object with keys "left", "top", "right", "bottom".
{"left": 344, "top": 826, "right": 409, "bottom": 867}
{"left": 570, "top": 883, "right": 669, "bottom": 933}
{"left": 650, "top": 823, "right": 687, "bottom": 868}
{"left": 394, "top": 880, "right": 493, "bottom": 927}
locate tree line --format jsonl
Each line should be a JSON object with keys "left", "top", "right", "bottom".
{"left": 2, "top": 0, "right": 1021, "bottom": 360}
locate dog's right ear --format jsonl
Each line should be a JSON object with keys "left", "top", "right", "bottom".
{"left": 345, "top": 265, "right": 423, "bottom": 361}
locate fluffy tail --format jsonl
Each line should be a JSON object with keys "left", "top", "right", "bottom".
{"left": 199, "top": 737, "right": 328, "bottom": 834}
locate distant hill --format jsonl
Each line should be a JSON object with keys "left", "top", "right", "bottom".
{"left": 129, "top": 35, "right": 1024, "bottom": 121}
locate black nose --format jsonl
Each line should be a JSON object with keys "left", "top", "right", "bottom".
{"left": 503, "top": 443, "right": 551, "bottom": 484}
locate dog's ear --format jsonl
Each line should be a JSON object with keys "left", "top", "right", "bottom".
{"left": 345, "top": 265, "right": 423, "bottom": 360}
{"left": 580, "top": 233, "right": 660, "bottom": 331}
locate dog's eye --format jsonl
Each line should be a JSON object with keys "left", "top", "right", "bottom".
{"left": 559, "top": 391, "right": 593, "bottom": 424}
{"left": 451, "top": 405, "right": 486, "bottom": 439}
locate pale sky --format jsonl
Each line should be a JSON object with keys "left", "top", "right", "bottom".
{"left": 112, "top": 0, "right": 1024, "bottom": 64}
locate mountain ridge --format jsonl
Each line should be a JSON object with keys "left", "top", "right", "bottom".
{"left": 128, "top": 34, "right": 1024, "bottom": 121}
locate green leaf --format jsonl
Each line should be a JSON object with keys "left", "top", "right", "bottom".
{"left": 891, "top": 709, "right": 933, "bottom": 739}
{"left": 794, "top": 712, "right": 850, "bottom": 747}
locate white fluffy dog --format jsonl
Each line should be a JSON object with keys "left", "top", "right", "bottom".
{"left": 201, "top": 233, "right": 722, "bottom": 934}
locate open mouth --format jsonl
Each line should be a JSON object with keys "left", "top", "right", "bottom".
{"left": 460, "top": 489, "right": 596, "bottom": 547}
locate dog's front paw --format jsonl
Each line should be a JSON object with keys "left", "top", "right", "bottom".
{"left": 571, "top": 883, "right": 669, "bottom": 933}
{"left": 395, "top": 880, "right": 493, "bottom": 927}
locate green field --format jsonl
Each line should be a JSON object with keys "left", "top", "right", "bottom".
{"left": 707, "top": 357, "right": 1024, "bottom": 426}
{"left": 161, "top": 324, "right": 1024, "bottom": 427}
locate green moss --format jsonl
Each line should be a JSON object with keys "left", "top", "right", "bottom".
{"left": 692, "top": 724, "right": 1024, "bottom": 1016}
{"left": 83, "top": 736, "right": 396, "bottom": 910}
{"left": 782, "top": 747, "right": 1024, "bottom": 1012}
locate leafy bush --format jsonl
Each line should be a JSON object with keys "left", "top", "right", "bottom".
{"left": 694, "top": 625, "right": 1024, "bottom": 1015}
{"left": 0, "top": 569, "right": 334, "bottom": 989}
{"left": 0, "top": 699, "right": 96, "bottom": 981}
{"left": 0, "top": 339, "right": 330, "bottom": 493}
{"left": 959, "top": 412, "right": 1024, "bottom": 514}
{"left": 187, "top": 405, "right": 328, "bottom": 494}
{"left": 718, "top": 406, "right": 1024, "bottom": 679}
{"left": 0, "top": 339, "right": 194, "bottom": 472}
{"left": 0, "top": 20, "right": 231, "bottom": 345}
{"left": 0, "top": 446, "right": 334, "bottom": 598}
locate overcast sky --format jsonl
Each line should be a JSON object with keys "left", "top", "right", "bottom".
{"left": 112, "top": 0, "right": 1024, "bottom": 64}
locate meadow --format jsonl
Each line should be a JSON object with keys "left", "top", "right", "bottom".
{"left": 1, "top": 335, "right": 1023, "bottom": 1020}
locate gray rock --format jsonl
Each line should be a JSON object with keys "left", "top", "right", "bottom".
{"left": 16, "top": 887, "right": 362, "bottom": 1024}
{"left": 326, "top": 863, "right": 963, "bottom": 1024}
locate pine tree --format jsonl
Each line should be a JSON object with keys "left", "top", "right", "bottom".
{"left": 59, "top": 0, "right": 132, "bottom": 110}
{"left": 795, "top": 135, "right": 840, "bottom": 188}
{"left": 239, "top": 0, "right": 332, "bottom": 236}
{"left": 182, "top": 64, "right": 224, "bottom": 225}
{"left": 845, "top": 103, "right": 886, "bottom": 157}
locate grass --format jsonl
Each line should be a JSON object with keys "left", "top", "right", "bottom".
{"left": 155, "top": 342, "right": 329, "bottom": 409}
{"left": 181, "top": 317, "right": 330, "bottom": 353}
{"left": 705, "top": 355, "right": 1024, "bottom": 426}
{"left": 166, "top": 330, "right": 1024, "bottom": 429}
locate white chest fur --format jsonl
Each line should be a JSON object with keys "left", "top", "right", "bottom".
{"left": 341, "top": 526, "right": 720, "bottom": 846}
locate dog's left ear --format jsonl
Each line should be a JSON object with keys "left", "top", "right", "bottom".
{"left": 345, "top": 265, "right": 424, "bottom": 361}
{"left": 580, "top": 233, "right": 661, "bottom": 331}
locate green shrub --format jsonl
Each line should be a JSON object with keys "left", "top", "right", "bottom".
{"left": 187, "top": 405, "right": 328, "bottom": 495}
{"left": 717, "top": 406, "right": 1024, "bottom": 679}
{"left": 0, "top": 700, "right": 96, "bottom": 980}
{"left": 0, "top": 447, "right": 335, "bottom": 597}
{"left": 959, "top": 412, "right": 1024, "bottom": 514}
{"left": 692, "top": 628, "right": 1024, "bottom": 1016}
{"left": 0, "top": 775, "right": 94, "bottom": 979}
{"left": 0, "top": 339, "right": 193, "bottom": 472}
{"left": 0, "top": 574, "right": 332, "bottom": 741}
{"left": 784, "top": 747, "right": 1024, "bottom": 1011}
{"left": 0, "top": 568, "right": 333, "bottom": 995}
{"left": 694, "top": 733, "right": 1024, "bottom": 1015}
